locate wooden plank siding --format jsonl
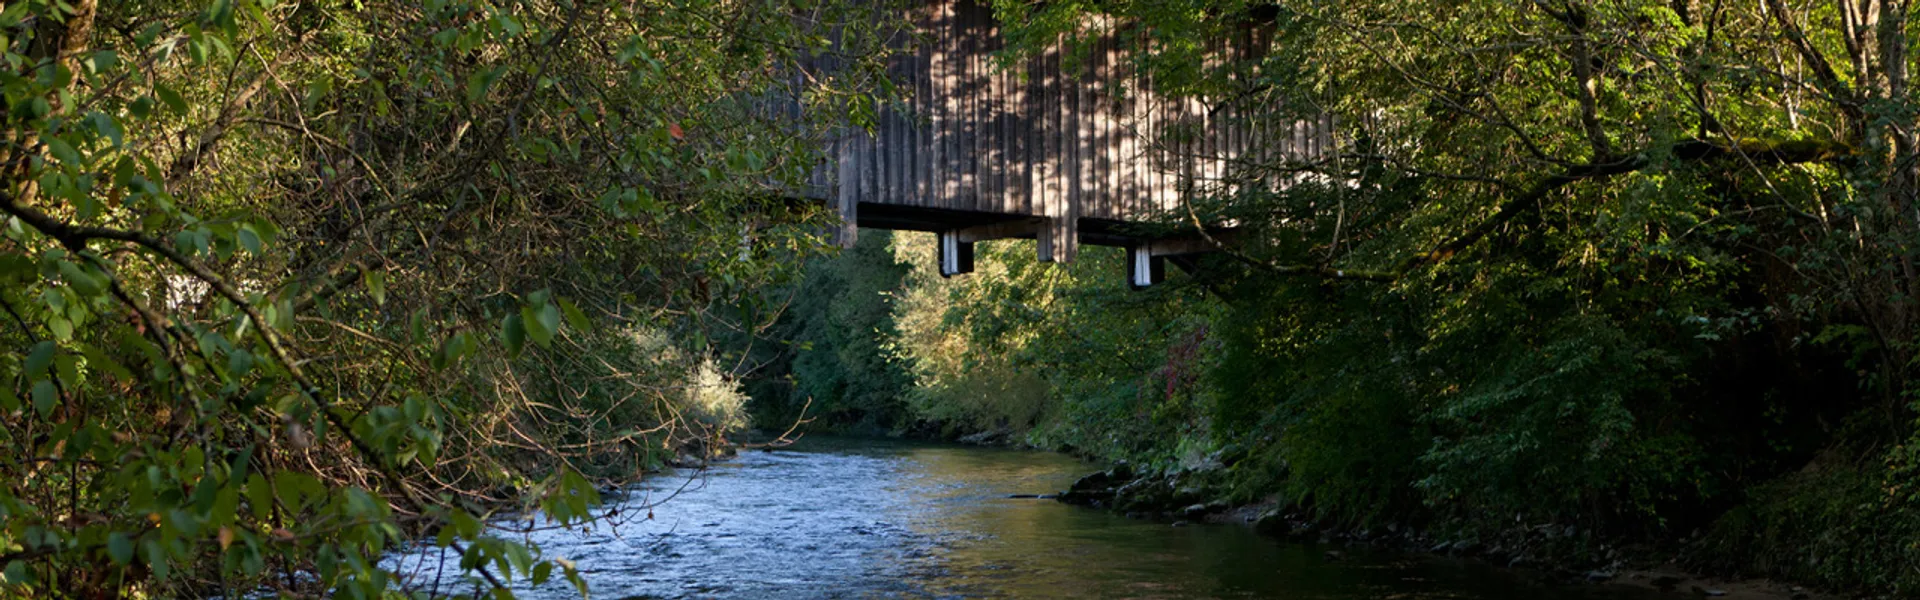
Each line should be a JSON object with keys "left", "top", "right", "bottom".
{"left": 831, "top": 0, "right": 1330, "bottom": 262}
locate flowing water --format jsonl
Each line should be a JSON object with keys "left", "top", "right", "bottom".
{"left": 390, "top": 437, "right": 1681, "bottom": 599}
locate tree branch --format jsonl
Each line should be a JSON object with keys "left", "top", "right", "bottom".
{"left": 1398, "top": 137, "right": 1854, "bottom": 271}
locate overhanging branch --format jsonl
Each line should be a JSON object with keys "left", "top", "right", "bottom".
{"left": 1206, "top": 137, "right": 1854, "bottom": 283}
{"left": 1396, "top": 137, "right": 1853, "bottom": 272}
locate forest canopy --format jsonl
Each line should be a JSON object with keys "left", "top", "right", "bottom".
{"left": 0, "top": 0, "right": 895, "bottom": 596}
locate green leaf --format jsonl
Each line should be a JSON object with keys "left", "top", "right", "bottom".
{"left": 47, "top": 317, "right": 72, "bottom": 342}
{"left": 13, "top": 97, "right": 50, "bottom": 120}
{"left": 43, "top": 137, "right": 82, "bottom": 168}
{"left": 81, "top": 343, "right": 134, "bottom": 381}
{"left": 364, "top": 270, "right": 386, "bottom": 305}
{"left": 466, "top": 66, "right": 505, "bottom": 104}
{"left": 521, "top": 305, "right": 557, "bottom": 348}
{"left": 409, "top": 309, "right": 427, "bottom": 344}
{"left": 450, "top": 509, "right": 482, "bottom": 539}
{"left": 89, "top": 111, "right": 124, "bottom": 146}
{"left": 564, "top": 561, "right": 588, "bottom": 597}
{"left": 31, "top": 380, "right": 56, "bottom": 418}
{"left": 54, "top": 355, "right": 79, "bottom": 391}
{"left": 559, "top": 298, "right": 592, "bottom": 333}
{"left": 0, "top": 2, "right": 30, "bottom": 29}
{"left": 237, "top": 225, "right": 263, "bottom": 255}
{"left": 25, "top": 341, "right": 55, "bottom": 375}
{"left": 106, "top": 533, "right": 135, "bottom": 565}
{"left": 537, "top": 302, "right": 562, "bottom": 337}
{"left": 209, "top": 487, "right": 239, "bottom": 527}
{"left": 143, "top": 539, "right": 169, "bottom": 579}
{"left": 532, "top": 561, "right": 553, "bottom": 585}
{"left": 272, "top": 299, "right": 294, "bottom": 332}
{"left": 245, "top": 473, "right": 272, "bottom": 520}
{"left": 301, "top": 76, "right": 331, "bottom": 110}
{"left": 58, "top": 261, "right": 106, "bottom": 296}
{"left": 228, "top": 348, "right": 255, "bottom": 377}
{"left": 3, "top": 559, "right": 29, "bottom": 585}
{"left": 0, "top": 384, "right": 17, "bottom": 413}
{"left": 500, "top": 314, "right": 526, "bottom": 358}
{"left": 154, "top": 84, "right": 187, "bottom": 115}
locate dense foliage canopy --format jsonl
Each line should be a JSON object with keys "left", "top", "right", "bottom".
{"left": 1, "top": 0, "right": 894, "bottom": 596}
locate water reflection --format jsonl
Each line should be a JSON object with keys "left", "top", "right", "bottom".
{"left": 389, "top": 437, "right": 1677, "bottom": 599}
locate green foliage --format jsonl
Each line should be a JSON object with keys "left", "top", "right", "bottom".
{"left": 744, "top": 230, "right": 916, "bottom": 431}
{"left": 0, "top": 0, "right": 894, "bottom": 596}
{"left": 1691, "top": 460, "right": 1920, "bottom": 594}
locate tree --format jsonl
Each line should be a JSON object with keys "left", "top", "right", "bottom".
{"left": 0, "top": 0, "right": 894, "bottom": 595}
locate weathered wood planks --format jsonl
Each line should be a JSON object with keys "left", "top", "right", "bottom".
{"left": 833, "top": 0, "right": 1330, "bottom": 262}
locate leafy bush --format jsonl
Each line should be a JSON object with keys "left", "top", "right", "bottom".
{"left": 1691, "top": 458, "right": 1920, "bottom": 594}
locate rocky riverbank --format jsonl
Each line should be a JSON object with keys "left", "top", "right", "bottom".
{"left": 1054, "top": 463, "right": 1843, "bottom": 600}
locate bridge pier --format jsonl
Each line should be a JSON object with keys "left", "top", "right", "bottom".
{"left": 1125, "top": 237, "right": 1219, "bottom": 288}
{"left": 1128, "top": 245, "right": 1165, "bottom": 289}
{"left": 936, "top": 231, "right": 973, "bottom": 276}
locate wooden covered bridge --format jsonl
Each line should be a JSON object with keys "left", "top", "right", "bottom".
{"left": 814, "top": 0, "right": 1334, "bottom": 287}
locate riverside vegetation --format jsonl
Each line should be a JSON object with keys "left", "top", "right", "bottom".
{"left": 0, "top": 0, "right": 897, "bottom": 597}
{"left": 742, "top": 0, "right": 1920, "bottom": 597}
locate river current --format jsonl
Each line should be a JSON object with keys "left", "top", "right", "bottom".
{"left": 388, "top": 437, "right": 1679, "bottom": 599}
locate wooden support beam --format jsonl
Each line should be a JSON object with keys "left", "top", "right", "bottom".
{"left": 835, "top": 138, "right": 859, "bottom": 248}
{"left": 1127, "top": 244, "right": 1166, "bottom": 289}
{"left": 937, "top": 230, "right": 974, "bottom": 277}
{"left": 955, "top": 217, "right": 1044, "bottom": 242}
{"left": 1139, "top": 235, "right": 1224, "bottom": 257}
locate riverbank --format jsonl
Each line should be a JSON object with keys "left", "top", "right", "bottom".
{"left": 1049, "top": 462, "right": 1847, "bottom": 600}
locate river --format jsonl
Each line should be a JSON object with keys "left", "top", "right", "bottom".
{"left": 389, "top": 437, "right": 1681, "bottom": 599}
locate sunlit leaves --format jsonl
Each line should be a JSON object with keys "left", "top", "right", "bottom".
{"left": 363, "top": 270, "right": 386, "bottom": 305}
{"left": 154, "top": 84, "right": 188, "bottom": 115}
{"left": 55, "top": 261, "right": 106, "bottom": 297}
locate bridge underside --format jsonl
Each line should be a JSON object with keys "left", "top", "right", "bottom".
{"left": 838, "top": 202, "right": 1219, "bottom": 288}
{"left": 855, "top": 203, "right": 1142, "bottom": 246}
